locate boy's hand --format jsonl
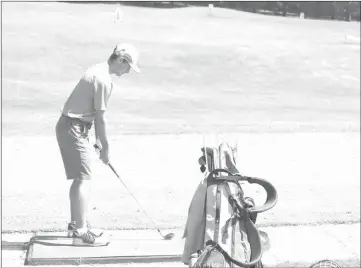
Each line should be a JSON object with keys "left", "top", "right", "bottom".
{"left": 94, "top": 143, "right": 110, "bottom": 165}
{"left": 100, "top": 147, "right": 110, "bottom": 164}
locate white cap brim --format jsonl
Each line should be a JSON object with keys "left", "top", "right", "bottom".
{"left": 129, "top": 62, "right": 140, "bottom": 73}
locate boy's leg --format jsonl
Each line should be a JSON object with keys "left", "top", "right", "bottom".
{"left": 70, "top": 178, "right": 108, "bottom": 246}
{"left": 56, "top": 116, "right": 103, "bottom": 239}
{"left": 70, "top": 182, "right": 77, "bottom": 224}
{"left": 70, "top": 179, "right": 91, "bottom": 230}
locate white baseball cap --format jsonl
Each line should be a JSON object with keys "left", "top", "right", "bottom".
{"left": 113, "top": 43, "right": 140, "bottom": 73}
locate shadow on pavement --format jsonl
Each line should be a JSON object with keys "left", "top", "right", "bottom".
{"left": 1, "top": 241, "right": 29, "bottom": 251}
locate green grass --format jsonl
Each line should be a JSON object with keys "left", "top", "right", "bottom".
{"left": 1, "top": 2, "right": 360, "bottom": 233}
{"left": 2, "top": 2, "right": 360, "bottom": 136}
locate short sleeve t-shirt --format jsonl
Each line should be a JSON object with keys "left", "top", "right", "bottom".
{"left": 61, "top": 62, "right": 113, "bottom": 123}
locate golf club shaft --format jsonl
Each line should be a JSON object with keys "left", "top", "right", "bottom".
{"left": 108, "top": 163, "right": 119, "bottom": 177}
{"left": 94, "top": 144, "right": 171, "bottom": 238}
{"left": 106, "top": 163, "right": 166, "bottom": 238}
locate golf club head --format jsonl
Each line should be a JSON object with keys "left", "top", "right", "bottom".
{"left": 163, "top": 233, "right": 175, "bottom": 240}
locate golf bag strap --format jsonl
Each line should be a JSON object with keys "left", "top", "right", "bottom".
{"left": 213, "top": 148, "right": 221, "bottom": 243}
{"left": 214, "top": 185, "right": 222, "bottom": 243}
{"left": 222, "top": 181, "right": 238, "bottom": 259}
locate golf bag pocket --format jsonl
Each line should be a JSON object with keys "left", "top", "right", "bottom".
{"left": 193, "top": 242, "right": 228, "bottom": 268}
{"left": 205, "top": 181, "right": 251, "bottom": 264}
{"left": 199, "top": 176, "right": 263, "bottom": 268}
{"left": 194, "top": 238, "right": 262, "bottom": 268}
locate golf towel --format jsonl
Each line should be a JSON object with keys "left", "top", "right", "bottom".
{"left": 182, "top": 179, "right": 208, "bottom": 264}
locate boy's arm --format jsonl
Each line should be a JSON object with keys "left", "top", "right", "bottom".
{"left": 94, "top": 110, "right": 109, "bottom": 151}
{"left": 93, "top": 76, "right": 111, "bottom": 163}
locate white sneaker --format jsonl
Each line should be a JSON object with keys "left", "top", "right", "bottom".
{"left": 72, "top": 230, "right": 110, "bottom": 247}
{"left": 67, "top": 222, "right": 104, "bottom": 238}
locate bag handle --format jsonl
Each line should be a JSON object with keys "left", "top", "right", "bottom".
{"left": 206, "top": 169, "right": 278, "bottom": 214}
{"left": 236, "top": 175, "right": 278, "bottom": 213}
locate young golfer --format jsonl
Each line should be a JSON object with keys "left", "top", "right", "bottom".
{"left": 55, "top": 43, "right": 140, "bottom": 246}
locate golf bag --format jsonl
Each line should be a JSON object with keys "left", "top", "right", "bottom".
{"left": 182, "top": 142, "right": 278, "bottom": 268}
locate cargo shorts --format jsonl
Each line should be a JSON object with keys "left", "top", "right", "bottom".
{"left": 56, "top": 115, "right": 93, "bottom": 180}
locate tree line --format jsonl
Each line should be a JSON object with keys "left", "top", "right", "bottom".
{"left": 217, "top": 1, "right": 360, "bottom": 21}
{"left": 118, "top": 1, "right": 361, "bottom": 22}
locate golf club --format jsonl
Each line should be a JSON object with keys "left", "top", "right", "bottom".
{"left": 94, "top": 144, "right": 175, "bottom": 240}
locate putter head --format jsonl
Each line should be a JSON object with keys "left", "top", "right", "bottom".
{"left": 163, "top": 233, "right": 175, "bottom": 240}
